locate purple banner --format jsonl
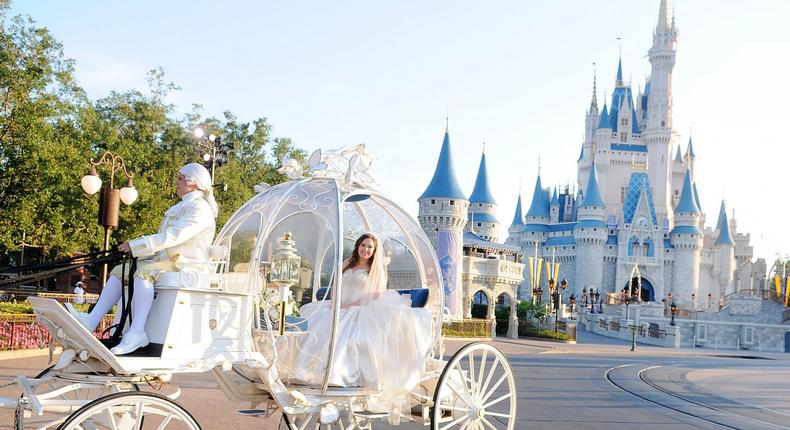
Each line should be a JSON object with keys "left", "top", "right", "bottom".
{"left": 437, "top": 229, "right": 462, "bottom": 319}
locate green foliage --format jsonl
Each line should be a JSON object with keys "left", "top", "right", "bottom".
{"left": 442, "top": 320, "right": 490, "bottom": 338}
{"left": 518, "top": 301, "right": 550, "bottom": 321}
{"left": 470, "top": 303, "right": 488, "bottom": 318}
{"left": 0, "top": 9, "right": 306, "bottom": 262}
{"left": 0, "top": 301, "right": 94, "bottom": 314}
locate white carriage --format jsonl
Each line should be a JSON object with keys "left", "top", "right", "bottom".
{"left": 2, "top": 148, "right": 517, "bottom": 430}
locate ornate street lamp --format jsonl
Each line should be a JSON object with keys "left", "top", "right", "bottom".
{"left": 80, "top": 152, "right": 136, "bottom": 286}
{"left": 670, "top": 301, "right": 677, "bottom": 326}
{"left": 569, "top": 294, "right": 576, "bottom": 319}
{"left": 270, "top": 232, "right": 301, "bottom": 335}
{"left": 582, "top": 287, "right": 588, "bottom": 306}
{"left": 193, "top": 127, "right": 233, "bottom": 183}
{"left": 691, "top": 292, "right": 696, "bottom": 310}
{"left": 624, "top": 295, "right": 631, "bottom": 320}
{"left": 708, "top": 292, "right": 713, "bottom": 310}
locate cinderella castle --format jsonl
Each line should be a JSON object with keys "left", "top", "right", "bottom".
{"left": 417, "top": 0, "right": 758, "bottom": 312}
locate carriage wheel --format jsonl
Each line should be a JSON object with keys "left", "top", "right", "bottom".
{"left": 57, "top": 392, "right": 200, "bottom": 430}
{"left": 431, "top": 342, "right": 516, "bottom": 430}
{"left": 278, "top": 411, "right": 355, "bottom": 430}
{"left": 14, "top": 366, "right": 138, "bottom": 430}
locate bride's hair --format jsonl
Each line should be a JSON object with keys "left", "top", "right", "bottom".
{"left": 344, "top": 233, "right": 378, "bottom": 273}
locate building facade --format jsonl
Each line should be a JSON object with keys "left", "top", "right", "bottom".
{"left": 419, "top": 0, "right": 759, "bottom": 311}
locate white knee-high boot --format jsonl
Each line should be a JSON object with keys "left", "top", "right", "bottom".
{"left": 86, "top": 276, "right": 123, "bottom": 332}
{"left": 127, "top": 277, "right": 154, "bottom": 336}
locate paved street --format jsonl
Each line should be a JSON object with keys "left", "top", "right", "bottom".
{"left": 3, "top": 332, "right": 790, "bottom": 429}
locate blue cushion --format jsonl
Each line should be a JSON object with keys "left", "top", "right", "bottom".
{"left": 398, "top": 289, "right": 429, "bottom": 308}
{"left": 314, "top": 287, "right": 428, "bottom": 308}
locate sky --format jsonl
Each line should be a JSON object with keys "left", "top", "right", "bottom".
{"left": 10, "top": 0, "right": 790, "bottom": 262}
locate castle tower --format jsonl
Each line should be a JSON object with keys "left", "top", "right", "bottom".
{"left": 523, "top": 175, "right": 550, "bottom": 250}
{"left": 468, "top": 150, "right": 500, "bottom": 242}
{"left": 550, "top": 188, "right": 560, "bottom": 224}
{"left": 573, "top": 162, "right": 607, "bottom": 296}
{"left": 506, "top": 194, "right": 524, "bottom": 246}
{"left": 643, "top": 0, "right": 678, "bottom": 222}
{"left": 418, "top": 124, "right": 468, "bottom": 318}
{"left": 669, "top": 169, "right": 702, "bottom": 307}
{"left": 713, "top": 201, "right": 735, "bottom": 299}
{"left": 584, "top": 72, "right": 599, "bottom": 145}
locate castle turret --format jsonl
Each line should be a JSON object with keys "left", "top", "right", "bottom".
{"left": 506, "top": 194, "right": 524, "bottom": 246}
{"left": 669, "top": 169, "right": 702, "bottom": 307}
{"left": 643, "top": 0, "right": 678, "bottom": 222}
{"left": 550, "top": 188, "right": 560, "bottom": 224}
{"left": 714, "top": 201, "right": 735, "bottom": 298}
{"left": 584, "top": 72, "right": 599, "bottom": 144}
{"left": 573, "top": 162, "right": 607, "bottom": 296}
{"left": 468, "top": 150, "right": 500, "bottom": 242}
{"left": 523, "top": 175, "right": 550, "bottom": 249}
{"left": 418, "top": 124, "right": 468, "bottom": 318}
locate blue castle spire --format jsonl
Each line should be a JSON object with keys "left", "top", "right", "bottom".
{"left": 675, "top": 145, "right": 682, "bottom": 162}
{"left": 597, "top": 103, "right": 610, "bottom": 128}
{"left": 420, "top": 126, "right": 467, "bottom": 200}
{"left": 716, "top": 201, "right": 735, "bottom": 245}
{"left": 675, "top": 169, "right": 700, "bottom": 213}
{"left": 469, "top": 152, "right": 496, "bottom": 205}
{"left": 510, "top": 194, "right": 524, "bottom": 227}
{"left": 525, "top": 175, "right": 550, "bottom": 218}
{"left": 616, "top": 57, "right": 623, "bottom": 84}
{"left": 686, "top": 137, "right": 696, "bottom": 160}
{"left": 581, "top": 163, "right": 604, "bottom": 207}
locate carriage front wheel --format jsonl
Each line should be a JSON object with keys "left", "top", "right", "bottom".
{"left": 57, "top": 392, "right": 201, "bottom": 430}
{"left": 431, "top": 342, "right": 516, "bottom": 430}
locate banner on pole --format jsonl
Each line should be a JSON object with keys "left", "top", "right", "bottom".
{"left": 437, "top": 230, "right": 462, "bottom": 319}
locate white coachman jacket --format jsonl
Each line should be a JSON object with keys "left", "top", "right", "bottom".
{"left": 128, "top": 190, "right": 216, "bottom": 273}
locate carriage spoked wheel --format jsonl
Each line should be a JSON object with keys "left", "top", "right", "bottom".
{"left": 278, "top": 411, "right": 357, "bottom": 430}
{"left": 14, "top": 366, "right": 139, "bottom": 430}
{"left": 56, "top": 392, "right": 200, "bottom": 430}
{"left": 431, "top": 342, "right": 516, "bottom": 430}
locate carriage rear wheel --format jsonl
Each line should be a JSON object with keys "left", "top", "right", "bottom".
{"left": 57, "top": 392, "right": 200, "bottom": 430}
{"left": 431, "top": 342, "right": 516, "bottom": 430}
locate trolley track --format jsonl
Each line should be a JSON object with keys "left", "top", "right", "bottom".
{"left": 606, "top": 364, "right": 790, "bottom": 430}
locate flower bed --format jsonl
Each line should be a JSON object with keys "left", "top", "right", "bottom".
{"left": 0, "top": 314, "right": 115, "bottom": 350}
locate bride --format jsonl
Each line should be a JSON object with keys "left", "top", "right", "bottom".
{"left": 275, "top": 233, "right": 433, "bottom": 413}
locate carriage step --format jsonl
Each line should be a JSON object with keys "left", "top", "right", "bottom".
{"left": 237, "top": 409, "right": 268, "bottom": 417}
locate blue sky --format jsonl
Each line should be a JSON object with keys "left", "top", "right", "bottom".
{"left": 11, "top": 1, "right": 790, "bottom": 262}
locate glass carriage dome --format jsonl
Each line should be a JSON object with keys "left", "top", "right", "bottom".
{"left": 213, "top": 146, "right": 443, "bottom": 389}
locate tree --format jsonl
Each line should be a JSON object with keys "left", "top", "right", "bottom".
{"left": 0, "top": 6, "right": 307, "bottom": 263}
{"left": 0, "top": 6, "right": 94, "bottom": 261}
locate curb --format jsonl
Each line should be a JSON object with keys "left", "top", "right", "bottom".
{"left": 0, "top": 347, "right": 54, "bottom": 361}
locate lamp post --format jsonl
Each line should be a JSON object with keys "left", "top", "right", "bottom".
{"left": 670, "top": 301, "right": 677, "bottom": 326}
{"left": 569, "top": 294, "right": 576, "bottom": 319}
{"left": 691, "top": 293, "right": 696, "bottom": 310}
{"left": 270, "top": 232, "right": 301, "bottom": 335}
{"left": 582, "top": 287, "right": 588, "bottom": 307}
{"left": 535, "top": 286, "right": 543, "bottom": 305}
{"left": 707, "top": 292, "right": 713, "bottom": 310}
{"left": 80, "top": 152, "right": 137, "bottom": 287}
{"left": 624, "top": 295, "right": 632, "bottom": 320}
{"left": 193, "top": 127, "right": 233, "bottom": 183}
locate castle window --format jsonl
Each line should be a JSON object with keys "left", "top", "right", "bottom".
{"left": 489, "top": 204, "right": 493, "bottom": 208}
{"left": 478, "top": 203, "right": 483, "bottom": 207}
{"left": 450, "top": 200, "right": 455, "bottom": 206}
{"left": 697, "top": 324, "right": 707, "bottom": 341}
{"left": 620, "top": 132, "right": 627, "bottom": 142}
{"left": 431, "top": 199, "right": 436, "bottom": 204}
{"left": 477, "top": 223, "right": 482, "bottom": 227}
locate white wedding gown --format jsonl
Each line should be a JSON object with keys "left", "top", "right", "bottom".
{"left": 274, "top": 268, "right": 434, "bottom": 412}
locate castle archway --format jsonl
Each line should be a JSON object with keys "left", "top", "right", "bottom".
{"left": 471, "top": 289, "right": 491, "bottom": 318}
{"left": 624, "top": 277, "right": 655, "bottom": 302}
